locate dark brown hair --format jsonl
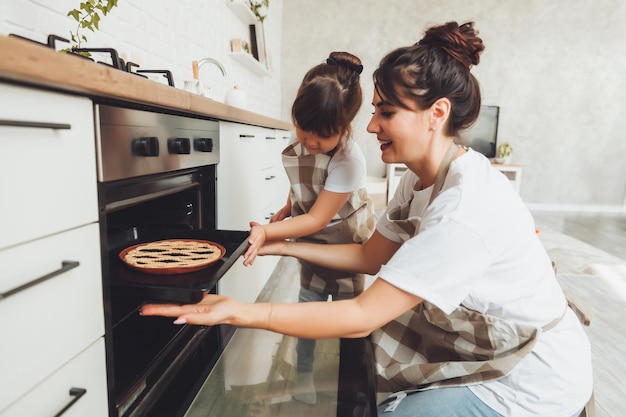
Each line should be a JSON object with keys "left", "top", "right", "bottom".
{"left": 373, "top": 21, "right": 485, "bottom": 136}
{"left": 291, "top": 51, "right": 363, "bottom": 140}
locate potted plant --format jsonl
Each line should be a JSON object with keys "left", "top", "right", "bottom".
{"left": 65, "top": 0, "right": 119, "bottom": 55}
{"left": 495, "top": 142, "right": 513, "bottom": 164}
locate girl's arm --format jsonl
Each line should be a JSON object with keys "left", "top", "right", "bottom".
{"left": 243, "top": 189, "right": 351, "bottom": 265}
{"left": 269, "top": 194, "right": 292, "bottom": 223}
{"left": 260, "top": 230, "right": 401, "bottom": 276}
{"left": 140, "top": 277, "right": 423, "bottom": 339}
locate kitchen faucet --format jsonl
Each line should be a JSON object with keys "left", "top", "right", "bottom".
{"left": 188, "top": 58, "right": 227, "bottom": 99}
{"left": 193, "top": 57, "right": 227, "bottom": 78}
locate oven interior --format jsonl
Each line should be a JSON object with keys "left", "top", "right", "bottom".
{"left": 100, "top": 166, "right": 247, "bottom": 417}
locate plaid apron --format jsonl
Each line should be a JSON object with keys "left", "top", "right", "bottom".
{"left": 372, "top": 143, "right": 565, "bottom": 394}
{"left": 282, "top": 141, "right": 376, "bottom": 298}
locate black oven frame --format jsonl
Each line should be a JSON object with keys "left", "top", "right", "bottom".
{"left": 95, "top": 101, "right": 248, "bottom": 417}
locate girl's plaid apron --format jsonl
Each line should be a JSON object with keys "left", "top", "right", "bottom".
{"left": 282, "top": 142, "right": 376, "bottom": 298}
{"left": 372, "top": 143, "right": 565, "bottom": 394}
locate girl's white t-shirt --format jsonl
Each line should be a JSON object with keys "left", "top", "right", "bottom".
{"left": 295, "top": 135, "right": 368, "bottom": 193}
{"left": 376, "top": 149, "right": 592, "bottom": 417}
{"left": 325, "top": 139, "right": 368, "bottom": 193}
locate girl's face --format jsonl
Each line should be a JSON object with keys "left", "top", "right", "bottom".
{"left": 295, "top": 125, "right": 342, "bottom": 155}
{"left": 367, "top": 88, "right": 432, "bottom": 165}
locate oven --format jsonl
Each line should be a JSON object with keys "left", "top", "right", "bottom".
{"left": 95, "top": 101, "right": 248, "bottom": 417}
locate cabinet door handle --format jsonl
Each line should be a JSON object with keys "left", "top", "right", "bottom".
{"left": 0, "top": 119, "right": 71, "bottom": 130}
{"left": 0, "top": 260, "right": 80, "bottom": 301}
{"left": 239, "top": 134, "right": 254, "bottom": 138}
{"left": 265, "top": 136, "right": 276, "bottom": 140}
{"left": 265, "top": 175, "right": 276, "bottom": 180}
{"left": 53, "top": 387, "right": 87, "bottom": 417}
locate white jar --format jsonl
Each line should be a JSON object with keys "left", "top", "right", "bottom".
{"left": 224, "top": 85, "right": 248, "bottom": 109}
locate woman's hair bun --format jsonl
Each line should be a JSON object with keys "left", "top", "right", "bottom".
{"left": 418, "top": 21, "right": 484, "bottom": 68}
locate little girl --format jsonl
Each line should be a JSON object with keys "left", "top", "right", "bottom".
{"left": 242, "top": 51, "right": 376, "bottom": 404}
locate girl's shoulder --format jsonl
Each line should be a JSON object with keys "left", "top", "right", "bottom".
{"left": 335, "top": 138, "right": 365, "bottom": 160}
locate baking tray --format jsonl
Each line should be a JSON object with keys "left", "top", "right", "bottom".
{"left": 108, "top": 229, "right": 249, "bottom": 306}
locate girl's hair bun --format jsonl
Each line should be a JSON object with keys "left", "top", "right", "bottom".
{"left": 327, "top": 52, "right": 364, "bottom": 75}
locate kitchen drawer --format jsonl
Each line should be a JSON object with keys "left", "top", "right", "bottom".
{"left": 0, "top": 338, "right": 108, "bottom": 417}
{"left": 0, "top": 223, "right": 104, "bottom": 412}
{"left": 0, "top": 83, "right": 98, "bottom": 250}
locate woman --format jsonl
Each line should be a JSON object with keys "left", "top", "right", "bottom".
{"left": 142, "top": 21, "right": 592, "bottom": 416}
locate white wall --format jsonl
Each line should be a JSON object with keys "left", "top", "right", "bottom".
{"left": 281, "top": 0, "right": 626, "bottom": 210}
{"left": 3, "top": 0, "right": 625, "bottom": 209}
{"left": 0, "top": 0, "right": 284, "bottom": 120}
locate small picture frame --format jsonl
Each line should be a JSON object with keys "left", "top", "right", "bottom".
{"left": 249, "top": 24, "right": 259, "bottom": 60}
{"left": 249, "top": 23, "right": 267, "bottom": 67}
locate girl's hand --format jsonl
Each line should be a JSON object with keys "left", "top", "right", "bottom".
{"left": 243, "top": 222, "right": 267, "bottom": 266}
{"left": 270, "top": 204, "right": 291, "bottom": 223}
{"left": 140, "top": 293, "right": 239, "bottom": 326}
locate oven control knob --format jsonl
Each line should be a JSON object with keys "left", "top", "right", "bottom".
{"left": 194, "top": 138, "right": 213, "bottom": 152}
{"left": 132, "top": 137, "right": 160, "bottom": 157}
{"left": 168, "top": 137, "right": 191, "bottom": 154}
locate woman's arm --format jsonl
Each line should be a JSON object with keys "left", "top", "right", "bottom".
{"left": 243, "top": 189, "right": 351, "bottom": 265}
{"left": 140, "top": 278, "right": 423, "bottom": 339}
{"left": 260, "top": 230, "right": 401, "bottom": 276}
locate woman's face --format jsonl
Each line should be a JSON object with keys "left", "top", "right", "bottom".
{"left": 295, "top": 125, "right": 342, "bottom": 155}
{"left": 367, "top": 88, "right": 431, "bottom": 165}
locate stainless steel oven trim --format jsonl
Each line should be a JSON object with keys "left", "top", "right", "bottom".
{"left": 104, "top": 182, "right": 199, "bottom": 213}
{"left": 95, "top": 104, "right": 220, "bottom": 183}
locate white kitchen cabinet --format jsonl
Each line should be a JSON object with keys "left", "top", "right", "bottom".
{"left": 217, "top": 121, "right": 289, "bottom": 230}
{"left": 216, "top": 122, "right": 291, "bottom": 302}
{"left": 0, "top": 339, "right": 108, "bottom": 417}
{"left": 0, "top": 83, "right": 99, "bottom": 250}
{"left": 271, "top": 128, "right": 292, "bottom": 199}
{"left": 0, "top": 82, "right": 106, "bottom": 416}
{"left": 0, "top": 224, "right": 104, "bottom": 413}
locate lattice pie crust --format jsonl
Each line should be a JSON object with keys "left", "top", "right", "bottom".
{"left": 122, "top": 240, "right": 223, "bottom": 269}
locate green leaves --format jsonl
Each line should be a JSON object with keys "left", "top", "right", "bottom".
{"left": 66, "top": 0, "right": 119, "bottom": 49}
{"left": 250, "top": 0, "right": 269, "bottom": 23}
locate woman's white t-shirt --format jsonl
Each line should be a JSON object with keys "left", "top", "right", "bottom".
{"left": 376, "top": 149, "right": 592, "bottom": 417}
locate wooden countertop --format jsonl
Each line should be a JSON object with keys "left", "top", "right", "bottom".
{"left": 0, "top": 35, "right": 292, "bottom": 130}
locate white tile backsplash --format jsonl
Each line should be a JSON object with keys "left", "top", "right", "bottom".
{"left": 0, "top": 0, "right": 284, "bottom": 119}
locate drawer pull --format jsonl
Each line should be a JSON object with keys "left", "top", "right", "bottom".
{"left": 239, "top": 134, "right": 254, "bottom": 138}
{"left": 265, "top": 175, "right": 276, "bottom": 180}
{"left": 0, "top": 119, "right": 71, "bottom": 130}
{"left": 53, "top": 387, "right": 87, "bottom": 417}
{"left": 0, "top": 260, "right": 80, "bottom": 301}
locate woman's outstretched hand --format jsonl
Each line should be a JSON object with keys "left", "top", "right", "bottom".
{"left": 140, "top": 293, "right": 240, "bottom": 326}
{"left": 257, "top": 239, "right": 288, "bottom": 257}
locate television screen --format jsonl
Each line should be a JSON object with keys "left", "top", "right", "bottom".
{"left": 457, "top": 105, "right": 500, "bottom": 158}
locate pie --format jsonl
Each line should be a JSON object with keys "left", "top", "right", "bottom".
{"left": 120, "top": 239, "right": 225, "bottom": 274}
